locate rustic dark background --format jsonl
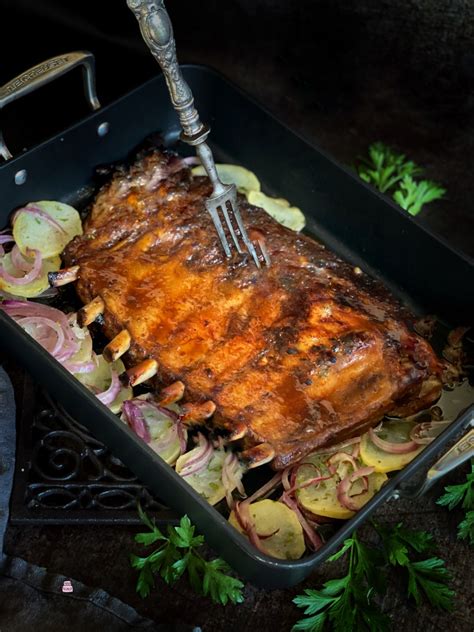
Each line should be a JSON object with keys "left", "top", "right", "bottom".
{"left": 1, "top": 1, "right": 473, "bottom": 630}
{"left": 1, "top": 0, "right": 474, "bottom": 257}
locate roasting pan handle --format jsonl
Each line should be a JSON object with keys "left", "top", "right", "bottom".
{"left": 395, "top": 410, "right": 474, "bottom": 499}
{"left": 0, "top": 51, "right": 100, "bottom": 161}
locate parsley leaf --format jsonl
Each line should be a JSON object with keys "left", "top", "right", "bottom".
{"left": 377, "top": 523, "right": 455, "bottom": 611}
{"left": 437, "top": 460, "right": 474, "bottom": 511}
{"left": 356, "top": 142, "right": 445, "bottom": 216}
{"left": 357, "top": 142, "right": 422, "bottom": 193}
{"left": 437, "top": 460, "right": 474, "bottom": 547}
{"left": 131, "top": 506, "right": 244, "bottom": 605}
{"left": 457, "top": 510, "right": 474, "bottom": 545}
{"left": 393, "top": 175, "right": 446, "bottom": 216}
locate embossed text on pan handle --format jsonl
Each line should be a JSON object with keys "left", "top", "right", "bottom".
{"left": 127, "top": 0, "right": 209, "bottom": 144}
{"left": 0, "top": 51, "right": 100, "bottom": 160}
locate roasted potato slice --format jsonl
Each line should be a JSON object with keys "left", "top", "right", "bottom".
{"left": 360, "top": 420, "right": 424, "bottom": 473}
{"left": 13, "top": 201, "right": 82, "bottom": 258}
{"left": 229, "top": 499, "right": 305, "bottom": 560}
{"left": 191, "top": 163, "right": 261, "bottom": 194}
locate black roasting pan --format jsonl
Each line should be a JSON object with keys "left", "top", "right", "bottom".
{"left": 0, "top": 53, "right": 473, "bottom": 588}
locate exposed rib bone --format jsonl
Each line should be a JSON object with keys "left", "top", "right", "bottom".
{"left": 180, "top": 400, "right": 216, "bottom": 425}
{"left": 120, "top": 358, "right": 158, "bottom": 387}
{"left": 77, "top": 296, "right": 105, "bottom": 327}
{"left": 48, "top": 265, "right": 80, "bottom": 287}
{"left": 227, "top": 422, "right": 248, "bottom": 441}
{"left": 103, "top": 329, "right": 131, "bottom": 363}
{"left": 159, "top": 380, "right": 185, "bottom": 406}
{"left": 240, "top": 443, "right": 275, "bottom": 469}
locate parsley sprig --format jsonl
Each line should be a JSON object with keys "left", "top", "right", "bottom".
{"left": 131, "top": 505, "right": 244, "bottom": 605}
{"left": 293, "top": 524, "right": 455, "bottom": 631}
{"left": 292, "top": 533, "right": 390, "bottom": 632}
{"left": 375, "top": 523, "right": 455, "bottom": 611}
{"left": 356, "top": 142, "right": 446, "bottom": 215}
{"left": 437, "top": 459, "right": 474, "bottom": 545}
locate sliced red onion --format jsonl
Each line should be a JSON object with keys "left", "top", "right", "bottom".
{"left": 11, "top": 244, "right": 34, "bottom": 272}
{"left": 0, "top": 248, "right": 43, "bottom": 285}
{"left": 233, "top": 501, "right": 269, "bottom": 555}
{"left": 369, "top": 427, "right": 419, "bottom": 454}
{"left": 0, "top": 300, "right": 80, "bottom": 361}
{"left": 327, "top": 451, "right": 358, "bottom": 476}
{"left": 410, "top": 420, "right": 450, "bottom": 445}
{"left": 17, "top": 316, "right": 64, "bottom": 356}
{"left": 64, "top": 359, "right": 97, "bottom": 374}
{"left": 283, "top": 462, "right": 331, "bottom": 495}
{"left": 222, "top": 453, "right": 235, "bottom": 507}
{"left": 155, "top": 404, "right": 179, "bottom": 422}
{"left": 145, "top": 156, "right": 195, "bottom": 191}
{"left": 122, "top": 400, "right": 151, "bottom": 443}
{"left": 337, "top": 466, "right": 374, "bottom": 511}
{"left": 281, "top": 466, "right": 292, "bottom": 492}
{"left": 244, "top": 472, "right": 282, "bottom": 506}
{"left": 352, "top": 441, "right": 361, "bottom": 459}
{"left": 280, "top": 492, "right": 323, "bottom": 551}
{"left": 309, "top": 436, "right": 361, "bottom": 457}
{"left": 13, "top": 204, "right": 67, "bottom": 234}
{"left": 176, "top": 421, "right": 187, "bottom": 453}
{"left": 127, "top": 398, "right": 186, "bottom": 455}
{"left": 179, "top": 433, "right": 213, "bottom": 477}
{"left": 151, "top": 424, "right": 179, "bottom": 453}
{"left": 221, "top": 452, "right": 245, "bottom": 508}
{"left": 182, "top": 156, "right": 201, "bottom": 166}
{"left": 96, "top": 370, "right": 121, "bottom": 406}
{"left": 37, "top": 285, "right": 59, "bottom": 299}
{"left": 0, "top": 233, "right": 14, "bottom": 257}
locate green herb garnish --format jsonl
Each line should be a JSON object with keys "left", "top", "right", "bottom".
{"left": 375, "top": 523, "right": 455, "bottom": 611}
{"left": 292, "top": 533, "right": 390, "bottom": 632}
{"left": 130, "top": 505, "right": 244, "bottom": 605}
{"left": 437, "top": 460, "right": 474, "bottom": 545}
{"left": 356, "top": 142, "right": 446, "bottom": 215}
{"left": 293, "top": 523, "right": 456, "bottom": 631}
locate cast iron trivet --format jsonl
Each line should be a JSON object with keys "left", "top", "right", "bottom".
{"left": 10, "top": 372, "right": 177, "bottom": 525}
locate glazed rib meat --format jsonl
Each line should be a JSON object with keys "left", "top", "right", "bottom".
{"left": 64, "top": 149, "right": 443, "bottom": 469}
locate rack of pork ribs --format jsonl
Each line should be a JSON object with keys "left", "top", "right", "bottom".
{"left": 53, "top": 148, "right": 443, "bottom": 470}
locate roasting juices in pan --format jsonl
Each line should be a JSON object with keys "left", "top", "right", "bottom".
{"left": 0, "top": 147, "right": 463, "bottom": 560}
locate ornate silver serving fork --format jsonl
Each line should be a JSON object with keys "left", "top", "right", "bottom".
{"left": 127, "top": 0, "right": 265, "bottom": 268}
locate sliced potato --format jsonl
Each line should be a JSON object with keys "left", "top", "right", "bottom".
{"left": 296, "top": 451, "right": 387, "bottom": 519}
{"left": 360, "top": 420, "right": 424, "bottom": 473}
{"left": 229, "top": 499, "right": 305, "bottom": 560}
{"left": 176, "top": 447, "right": 228, "bottom": 506}
{"left": 75, "top": 355, "right": 132, "bottom": 414}
{"left": 0, "top": 253, "right": 61, "bottom": 298}
{"left": 247, "top": 190, "right": 306, "bottom": 232}
{"left": 13, "top": 201, "right": 82, "bottom": 258}
{"left": 191, "top": 163, "right": 260, "bottom": 194}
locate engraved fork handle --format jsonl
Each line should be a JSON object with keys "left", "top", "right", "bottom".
{"left": 127, "top": 0, "right": 227, "bottom": 198}
{"left": 127, "top": 0, "right": 206, "bottom": 143}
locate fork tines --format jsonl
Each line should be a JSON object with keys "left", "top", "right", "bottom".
{"left": 205, "top": 183, "right": 269, "bottom": 268}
